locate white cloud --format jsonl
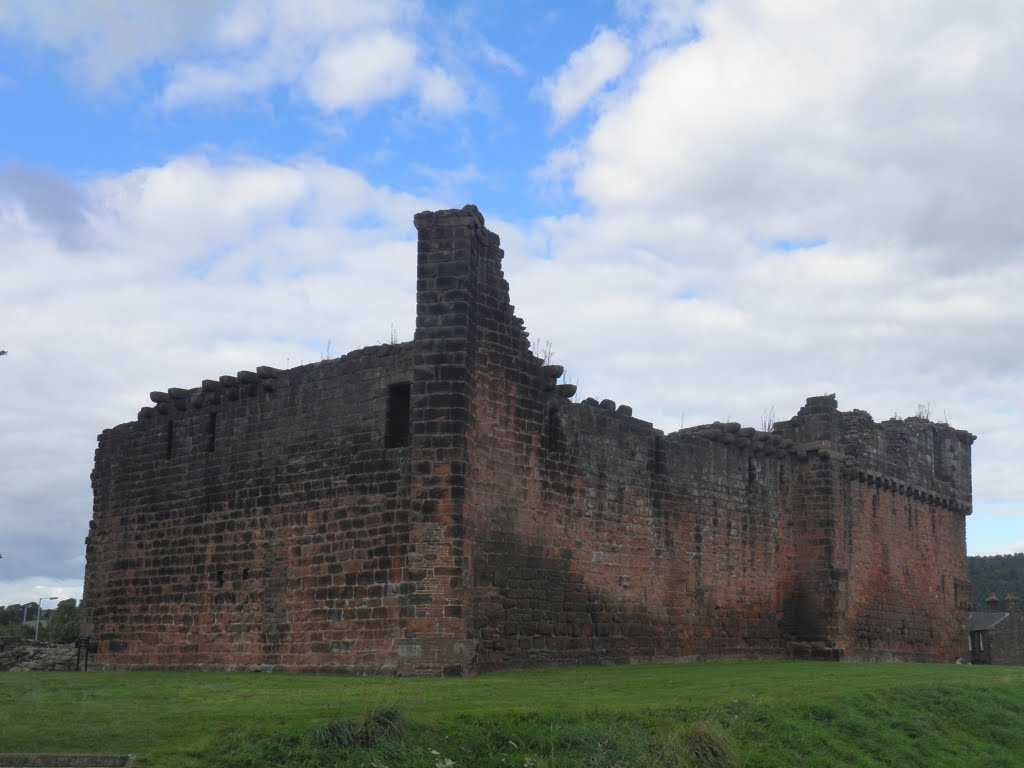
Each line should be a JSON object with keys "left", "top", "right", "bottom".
{"left": 164, "top": 1, "right": 467, "bottom": 115}
{"left": 538, "top": 27, "right": 631, "bottom": 129}
{"left": 617, "top": 0, "right": 702, "bottom": 48}
{"left": 0, "top": 0, "right": 227, "bottom": 88}
{"left": 417, "top": 66, "right": 468, "bottom": 114}
{"left": 0, "top": 0, "right": 467, "bottom": 116}
{"left": 530, "top": 145, "right": 583, "bottom": 200}
{"left": 971, "top": 547, "right": 1024, "bottom": 558}
{"left": 569, "top": 1, "right": 1024, "bottom": 262}
{"left": 515, "top": 0, "right": 1024, "bottom": 529}
{"left": 304, "top": 31, "right": 418, "bottom": 112}
{"left": 478, "top": 41, "right": 525, "bottom": 77}
{"left": 0, "top": 578, "right": 83, "bottom": 609}
{"left": 975, "top": 506, "right": 1024, "bottom": 517}
{"left": 0, "top": 156, "right": 437, "bottom": 606}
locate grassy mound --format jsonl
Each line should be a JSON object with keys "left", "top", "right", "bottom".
{"left": 2, "top": 661, "right": 1023, "bottom": 766}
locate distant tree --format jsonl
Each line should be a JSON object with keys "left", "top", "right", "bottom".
{"left": 0, "top": 350, "right": 6, "bottom": 356}
{"left": 0, "top": 604, "right": 22, "bottom": 625}
{"left": 0, "top": 622, "right": 33, "bottom": 639}
{"left": 41, "top": 598, "right": 80, "bottom": 643}
{"left": 0, "top": 604, "right": 33, "bottom": 638}
{"left": 968, "top": 553, "right": 1024, "bottom": 608}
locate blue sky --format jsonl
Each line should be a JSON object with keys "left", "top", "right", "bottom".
{"left": 1, "top": 0, "right": 1023, "bottom": 606}
{"left": 0, "top": 2, "right": 621, "bottom": 220}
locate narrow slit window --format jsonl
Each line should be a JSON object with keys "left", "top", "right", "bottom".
{"left": 385, "top": 382, "right": 411, "bottom": 448}
{"left": 546, "top": 405, "right": 561, "bottom": 451}
{"left": 654, "top": 435, "right": 667, "bottom": 474}
{"left": 207, "top": 412, "right": 217, "bottom": 452}
{"left": 166, "top": 421, "right": 174, "bottom": 460}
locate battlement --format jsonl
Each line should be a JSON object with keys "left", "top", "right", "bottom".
{"left": 140, "top": 366, "right": 283, "bottom": 419}
{"left": 773, "top": 394, "right": 975, "bottom": 511}
{"left": 133, "top": 343, "right": 417, "bottom": 422}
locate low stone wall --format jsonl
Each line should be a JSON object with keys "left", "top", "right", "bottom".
{"left": 0, "top": 638, "right": 79, "bottom": 671}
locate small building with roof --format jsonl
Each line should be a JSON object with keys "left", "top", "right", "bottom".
{"left": 968, "top": 592, "right": 1024, "bottom": 665}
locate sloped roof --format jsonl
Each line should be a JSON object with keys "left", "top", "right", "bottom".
{"left": 969, "top": 611, "right": 1010, "bottom": 631}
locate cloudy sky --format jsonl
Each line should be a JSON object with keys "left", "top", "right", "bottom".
{"left": 1, "top": 0, "right": 1022, "bottom": 606}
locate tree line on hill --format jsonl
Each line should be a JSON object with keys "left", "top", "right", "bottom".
{"left": 968, "top": 553, "right": 1024, "bottom": 609}
{"left": 0, "top": 598, "right": 80, "bottom": 643}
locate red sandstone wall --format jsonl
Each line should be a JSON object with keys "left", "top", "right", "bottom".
{"left": 456, "top": 208, "right": 812, "bottom": 669}
{"left": 836, "top": 478, "right": 968, "bottom": 661}
{"left": 84, "top": 206, "right": 974, "bottom": 675}
{"left": 391, "top": 207, "right": 497, "bottom": 676}
{"left": 466, "top": 391, "right": 807, "bottom": 669}
{"left": 456, "top": 213, "right": 973, "bottom": 670}
{"left": 85, "top": 345, "right": 415, "bottom": 672}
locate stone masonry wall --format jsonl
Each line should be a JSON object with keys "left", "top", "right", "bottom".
{"left": 774, "top": 398, "right": 973, "bottom": 661}
{"left": 85, "top": 344, "right": 416, "bottom": 672}
{"left": 454, "top": 209, "right": 971, "bottom": 668}
{"left": 466, "top": 397, "right": 805, "bottom": 668}
{"left": 391, "top": 207, "right": 492, "bottom": 676}
{"left": 84, "top": 205, "right": 973, "bottom": 673}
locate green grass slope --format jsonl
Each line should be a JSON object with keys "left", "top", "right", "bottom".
{"left": 2, "top": 661, "right": 1022, "bottom": 767}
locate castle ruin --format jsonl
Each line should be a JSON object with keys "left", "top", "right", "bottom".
{"left": 83, "top": 205, "right": 975, "bottom": 674}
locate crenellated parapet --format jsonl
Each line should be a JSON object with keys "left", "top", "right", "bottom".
{"left": 840, "top": 467, "right": 970, "bottom": 513}
{"left": 773, "top": 393, "right": 975, "bottom": 512}
{"left": 684, "top": 422, "right": 795, "bottom": 458}
{"left": 578, "top": 397, "right": 634, "bottom": 417}
{"left": 139, "top": 366, "right": 284, "bottom": 419}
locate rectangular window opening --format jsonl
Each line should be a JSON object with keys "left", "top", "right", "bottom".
{"left": 385, "top": 382, "right": 412, "bottom": 448}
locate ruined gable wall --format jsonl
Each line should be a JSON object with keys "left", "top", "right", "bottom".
{"left": 392, "top": 206, "right": 496, "bottom": 675}
{"left": 85, "top": 344, "right": 415, "bottom": 672}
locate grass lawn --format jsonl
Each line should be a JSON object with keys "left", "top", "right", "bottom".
{"left": 2, "top": 661, "right": 1023, "bottom": 766}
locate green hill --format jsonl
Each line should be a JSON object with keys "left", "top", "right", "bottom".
{"left": 2, "top": 662, "right": 1024, "bottom": 767}
{"left": 968, "top": 552, "right": 1024, "bottom": 607}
